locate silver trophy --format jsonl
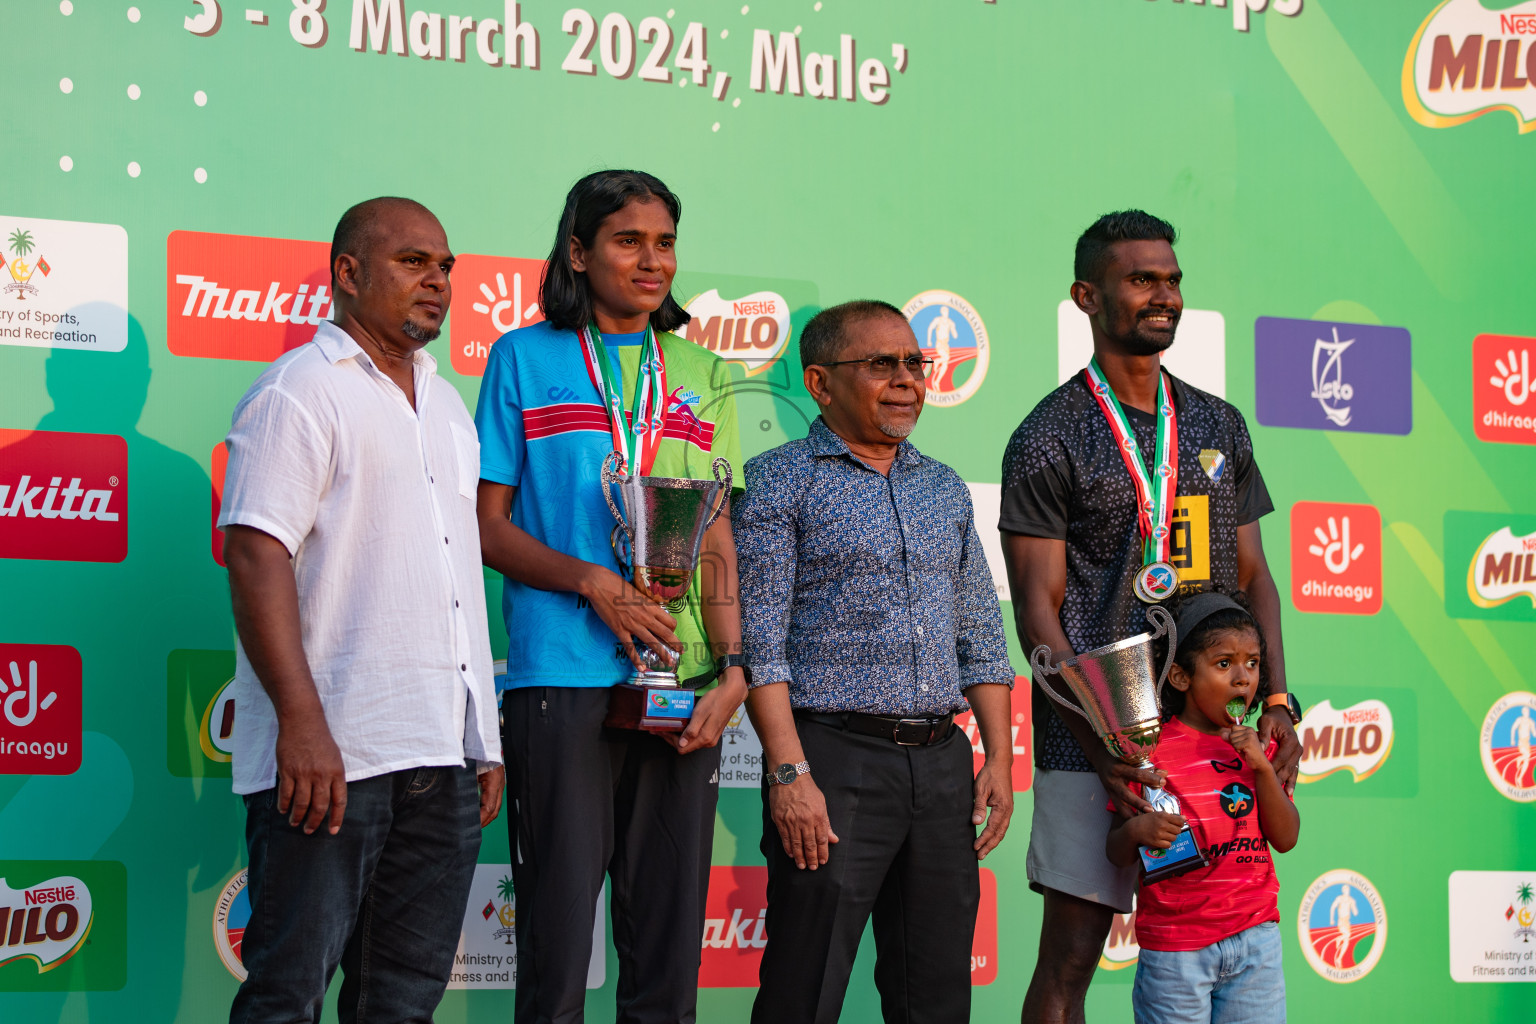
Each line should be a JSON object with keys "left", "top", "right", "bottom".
{"left": 1030, "top": 606, "right": 1208, "bottom": 881}
{"left": 599, "top": 452, "right": 732, "bottom": 728}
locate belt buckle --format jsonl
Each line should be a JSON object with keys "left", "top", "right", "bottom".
{"left": 893, "top": 718, "right": 931, "bottom": 746}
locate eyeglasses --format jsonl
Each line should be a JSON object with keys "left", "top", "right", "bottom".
{"left": 815, "top": 355, "right": 935, "bottom": 379}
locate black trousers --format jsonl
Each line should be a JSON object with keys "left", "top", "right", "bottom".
{"left": 751, "top": 718, "right": 980, "bottom": 1024}
{"left": 502, "top": 686, "right": 722, "bottom": 1024}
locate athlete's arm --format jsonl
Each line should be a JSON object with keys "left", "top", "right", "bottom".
{"left": 1106, "top": 810, "right": 1184, "bottom": 867}
{"left": 475, "top": 480, "right": 681, "bottom": 671}
{"left": 1002, "top": 532, "right": 1162, "bottom": 814}
{"left": 1236, "top": 521, "right": 1301, "bottom": 793}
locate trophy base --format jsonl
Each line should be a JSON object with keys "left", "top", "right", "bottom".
{"left": 603, "top": 678, "right": 695, "bottom": 731}
{"left": 1139, "top": 824, "right": 1209, "bottom": 884}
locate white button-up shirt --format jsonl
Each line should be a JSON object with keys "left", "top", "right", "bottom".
{"left": 218, "top": 321, "right": 500, "bottom": 796}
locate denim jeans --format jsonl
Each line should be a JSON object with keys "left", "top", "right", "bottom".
{"left": 230, "top": 765, "right": 482, "bottom": 1024}
{"left": 1133, "top": 920, "right": 1286, "bottom": 1024}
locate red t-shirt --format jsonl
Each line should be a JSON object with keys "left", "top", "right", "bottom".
{"left": 1120, "top": 718, "right": 1285, "bottom": 952}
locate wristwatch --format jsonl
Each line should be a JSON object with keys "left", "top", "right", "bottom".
{"left": 1264, "top": 692, "right": 1303, "bottom": 725}
{"left": 716, "top": 653, "right": 753, "bottom": 686}
{"left": 768, "top": 761, "right": 810, "bottom": 786}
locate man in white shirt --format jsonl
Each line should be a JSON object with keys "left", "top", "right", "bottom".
{"left": 220, "top": 197, "right": 503, "bottom": 1023}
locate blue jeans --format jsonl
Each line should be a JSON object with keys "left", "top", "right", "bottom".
{"left": 230, "top": 765, "right": 482, "bottom": 1024}
{"left": 1133, "top": 920, "right": 1286, "bottom": 1024}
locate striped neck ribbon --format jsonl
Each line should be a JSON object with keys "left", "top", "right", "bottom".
{"left": 577, "top": 322, "right": 668, "bottom": 477}
{"left": 1084, "top": 359, "right": 1179, "bottom": 564}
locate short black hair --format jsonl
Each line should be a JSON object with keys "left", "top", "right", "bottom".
{"left": 331, "top": 197, "right": 434, "bottom": 285}
{"left": 1154, "top": 589, "right": 1269, "bottom": 723}
{"left": 540, "top": 170, "right": 690, "bottom": 334}
{"left": 798, "top": 300, "right": 907, "bottom": 370}
{"left": 1073, "top": 210, "right": 1178, "bottom": 286}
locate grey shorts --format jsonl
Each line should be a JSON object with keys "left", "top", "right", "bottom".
{"left": 1026, "top": 766, "right": 1138, "bottom": 914}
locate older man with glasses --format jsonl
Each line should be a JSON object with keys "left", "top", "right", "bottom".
{"left": 733, "top": 299, "right": 1016, "bottom": 1024}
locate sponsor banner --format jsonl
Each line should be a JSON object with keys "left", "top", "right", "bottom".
{"left": 904, "top": 290, "right": 989, "bottom": 407}
{"left": 697, "top": 866, "right": 999, "bottom": 987}
{"left": 1404, "top": 0, "right": 1536, "bottom": 134}
{"left": 1254, "top": 318, "right": 1412, "bottom": 436}
{"left": 448, "top": 253, "right": 546, "bottom": 377}
{"left": 1449, "top": 871, "right": 1536, "bottom": 981}
{"left": 0, "top": 860, "right": 126, "bottom": 991}
{"left": 956, "top": 677, "right": 1033, "bottom": 794}
{"left": 166, "top": 230, "right": 330, "bottom": 361}
{"left": 447, "top": 865, "right": 605, "bottom": 989}
{"left": 212, "top": 869, "right": 249, "bottom": 981}
{"left": 0, "top": 428, "right": 127, "bottom": 563}
{"left": 0, "top": 215, "right": 127, "bottom": 352}
{"left": 211, "top": 442, "right": 228, "bottom": 567}
{"left": 676, "top": 271, "right": 818, "bottom": 386}
{"left": 1480, "top": 692, "right": 1536, "bottom": 802}
{"left": 1290, "top": 501, "right": 1382, "bottom": 615}
{"left": 1445, "top": 511, "right": 1536, "bottom": 622}
{"left": 1473, "top": 334, "right": 1536, "bottom": 444}
{"left": 167, "top": 649, "right": 236, "bottom": 779}
{"left": 0, "top": 643, "right": 82, "bottom": 776}
{"left": 1298, "top": 699, "right": 1394, "bottom": 785}
{"left": 1099, "top": 901, "right": 1140, "bottom": 972}
{"left": 716, "top": 704, "right": 765, "bottom": 788}
{"left": 967, "top": 482, "right": 1011, "bottom": 602}
{"left": 1058, "top": 301, "right": 1227, "bottom": 398}
{"left": 1298, "top": 869, "right": 1387, "bottom": 983}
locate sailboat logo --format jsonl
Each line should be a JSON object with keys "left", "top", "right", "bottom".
{"left": 1310, "top": 328, "right": 1355, "bottom": 427}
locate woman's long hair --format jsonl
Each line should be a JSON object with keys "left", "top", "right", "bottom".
{"left": 540, "top": 169, "right": 691, "bottom": 334}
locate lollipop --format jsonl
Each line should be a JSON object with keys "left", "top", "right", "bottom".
{"left": 1225, "top": 698, "right": 1247, "bottom": 724}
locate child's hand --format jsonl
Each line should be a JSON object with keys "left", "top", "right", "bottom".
{"left": 1126, "top": 811, "right": 1185, "bottom": 850}
{"left": 1221, "top": 724, "right": 1271, "bottom": 774}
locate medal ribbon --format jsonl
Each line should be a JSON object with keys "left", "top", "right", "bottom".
{"left": 577, "top": 322, "right": 668, "bottom": 476}
{"left": 1084, "top": 360, "right": 1179, "bottom": 564}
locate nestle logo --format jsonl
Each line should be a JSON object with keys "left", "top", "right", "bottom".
{"left": 732, "top": 300, "right": 777, "bottom": 316}
{"left": 1502, "top": 13, "right": 1536, "bottom": 33}
{"left": 1254, "top": 318, "right": 1412, "bottom": 436}
{"left": 24, "top": 886, "right": 75, "bottom": 905}
{"left": 0, "top": 429, "right": 127, "bottom": 563}
{"left": 166, "top": 230, "right": 331, "bottom": 362}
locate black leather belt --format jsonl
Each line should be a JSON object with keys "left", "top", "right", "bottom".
{"left": 794, "top": 709, "right": 956, "bottom": 746}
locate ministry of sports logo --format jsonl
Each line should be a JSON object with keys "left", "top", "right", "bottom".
{"left": 1298, "top": 869, "right": 1387, "bottom": 983}
{"left": 903, "top": 290, "right": 989, "bottom": 408}
{"left": 1481, "top": 692, "right": 1536, "bottom": 802}
{"left": 212, "top": 869, "right": 251, "bottom": 981}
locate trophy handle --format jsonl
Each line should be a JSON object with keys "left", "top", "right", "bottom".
{"left": 1144, "top": 604, "right": 1178, "bottom": 704}
{"left": 600, "top": 450, "right": 631, "bottom": 534}
{"left": 1028, "top": 645, "right": 1091, "bottom": 722}
{"left": 700, "top": 457, "right": 733, "bottom": 532}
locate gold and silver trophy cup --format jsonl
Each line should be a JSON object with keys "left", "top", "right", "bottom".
{"left": 599, "top": 451, "right": 732, "bottom": 731}
{"left": 1029, "top": 606, "right": 1208, "bottom": 883}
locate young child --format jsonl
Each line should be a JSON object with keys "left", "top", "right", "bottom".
{"left": 1106, "top": 591, "right": 1301, "bottom": 1024}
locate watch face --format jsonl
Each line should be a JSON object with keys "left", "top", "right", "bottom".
{"left": 774, "top": 764, "right": 797, "bottom": 785}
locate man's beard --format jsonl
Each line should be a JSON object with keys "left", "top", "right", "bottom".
{"left": 1110, "top": 309, "right": 1179, "bottom": 356}
{"left": 876, "top": 412, "right": 916, "bottom": 438}
{"left": 401, "top": 319, "right": 440, "bottom": 343}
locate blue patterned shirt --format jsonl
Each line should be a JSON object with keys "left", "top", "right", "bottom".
{"left": 733, "top": 417, "right": 1014, "bottom": 715}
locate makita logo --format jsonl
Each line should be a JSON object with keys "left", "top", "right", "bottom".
{"left": 701, "top": 906, "right": 767, "bottom": 950}
{"left": 166, "top": 230, "right": 331, "bottom": 362}
{"left": 173, "top": 276, "right": 333, "bottom": 325}
{"left": 0, "top": 429, "right": 127, "bottom": 562}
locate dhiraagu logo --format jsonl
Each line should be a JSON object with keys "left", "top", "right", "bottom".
{"left": 167, "top": 649, "right": 237, "bottom": 778}
{"left": 1445, "top": 512, "right": 1536, "bottom": 622}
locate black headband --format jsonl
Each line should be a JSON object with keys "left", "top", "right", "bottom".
{"left": 1173, "top": 591, "right": 1253, "bottom": 641}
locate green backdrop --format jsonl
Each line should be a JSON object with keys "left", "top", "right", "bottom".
{"left": 2, "top": 0, "right": 1535, "bottom": 1020}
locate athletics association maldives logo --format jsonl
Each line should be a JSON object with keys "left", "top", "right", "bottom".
{"left": 1290, "top": 502, "right": 1382, "bottom": 615}
{"left": 1299, "top": 699, "right": 1395, "bottom": 785}
{"left": 1298, "top": 869, "right": 1387, "bottom": 983}
{"left": 166, "top": 230, "right": 332, "bottom": 362}
{"left": 683, "top": 288, "right": 793, "bottom": 377}
{"left": 448, "top": 254, "right": 546, "bottom": 377}
{"left": 0, "top": 428, "right": 127, "bottom": 563}
{"left": 0, "top": 644, "right": 82, "bottom": 776}
{"left": 212, "top": 869, "right": 250, "bottom": 981}
{"left": 1404, "top": 0, "right": 1536, "bottom": 135}
{"left": 1255, "top": 318, "right": 1411, "bottom": 436}
{"left": 1473, "top": 335, "right": 1536, "bottom": 445}
{"left": 1480, "top": 692, "right": 1536, "bottom": 801}
{"left": 903, "top": 290, "right": 989, "bottom": 408}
